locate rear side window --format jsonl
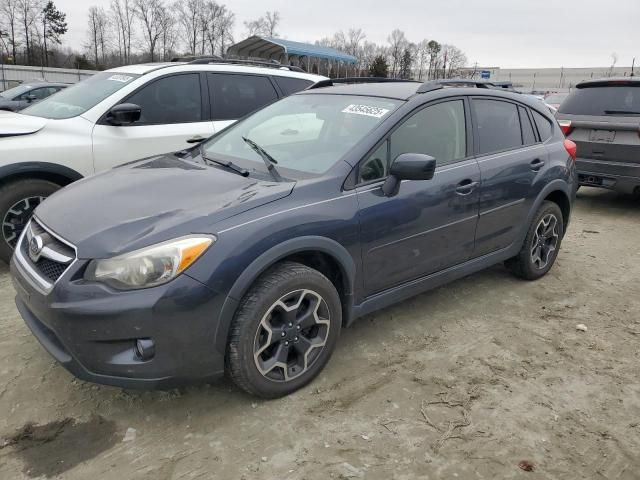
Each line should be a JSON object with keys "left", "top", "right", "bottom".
{"left": 273, "top": 76, "right": 314, "bottom": 95}
{"left": 558, "top": 85, "right": 640, "bottom": 116}
{"left": 473, "top": 99, "right": 522, "bottom": 154}
{"left": 209, "top": 74, "right": 278, "bottom": 120}
{"left": 125, "top": 74, "right": 202, "bottom": 125}
{"left": 532, "top": 110, "right": 553, "bottom": 141}
{"left": 519, "top": 106, "right": 537, "bottom": 145}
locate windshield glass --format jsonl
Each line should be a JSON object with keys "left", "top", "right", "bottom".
{"left": 544, "top": 93, "right": 567, "bottom": 104}
{"left": 558, "top": 85, "right": 640, "bottom": 116}
{"left": 0, "top": 84, "right": 32, "bottom": 99}
{"left": 22, "top": 71, "right": 140, "bottom": 119}
{"left": 203, "top": 94, "right": 401, "bottom": 176}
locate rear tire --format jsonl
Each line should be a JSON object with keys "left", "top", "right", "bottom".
{"left": 226, "top": 261, "right": 341, "bottom": 398}
{"left": 0, "top": 179, "right": 60, "bottom": 264}
{"left": 505, "top": 201, "right": 564, "bottom": 281}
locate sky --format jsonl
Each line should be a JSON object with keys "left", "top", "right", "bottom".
{"left": 54, "top": 0, "right": 639, "bottom": 69}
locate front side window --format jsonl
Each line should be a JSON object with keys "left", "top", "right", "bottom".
{"left": 203, "top": 94, "right": 401, "bottom": 176}
{"left": 124, "top": 74, "right": 202, "bottom": 125}
{"left": 209, "top": 74, "right": 279, "bottom": 121}
{"left": 22, "top": 71, "right": 141, "bottom": 119}
{"left": 473, "top": 99, "right": 522, "bottom": 155}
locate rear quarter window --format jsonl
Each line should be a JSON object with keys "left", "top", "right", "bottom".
{"left": 558, "top": 85, "right": 640, "bottom": 116}
{"left": 531, "top": 110, "right": 553, "bottom": 141}
{"left": 273, "top": 76, "right": 314, "bottom": 96}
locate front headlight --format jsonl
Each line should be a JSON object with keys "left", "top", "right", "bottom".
{"left": 85, "top": 235, "right": 215, "bottom": 290}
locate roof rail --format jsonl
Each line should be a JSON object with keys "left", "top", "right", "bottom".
{"left": 307, "top": 77, "right": 419, "bottom": 90}
{"left": 417, "top": 79, "right": 497, "bottom": 94}
{"left": 172, "top": 56, "right": 306, "bottom": 73}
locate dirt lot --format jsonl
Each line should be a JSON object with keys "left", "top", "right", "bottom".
{"left": 0, "top": 187, "right": 639, "bottom": 480}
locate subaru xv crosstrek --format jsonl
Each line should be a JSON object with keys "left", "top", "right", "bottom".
{"left": 556, "top": 77, "right": 640, "bottom": 194}
{"left": 11, "top": 79, "right": 578, "bottom": 398}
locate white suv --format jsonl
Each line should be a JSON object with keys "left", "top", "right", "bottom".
{"left": 0, "top": 60, "right": 325, "bottom": 261}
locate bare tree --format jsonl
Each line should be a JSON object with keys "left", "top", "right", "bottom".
{"left": 18, "top": 0, "right": 42, "bottom": 64}
{"left": 111, "top": 0, "right": 135, "bottom": 64}
{"left": 244, "top": 10, "right": 280, "bottom": 38}
{"left": 134, "top": 0, "right": 166, "bottom": 61}
{"left": 86, "top": 6, "right": 108, "bottom": 67}
{"left": 216, "top": 5, "right": 233, "bottom": 56}
{"left": 416, "top": 39, "right": 429, "bottom": 81}
{"left": 0, "top": 0, "right": 21, "bottom": 62}
{"left": 442, "top": 44, "right": 466, "bottom": 78}
{"left": 176, "top": 0, "right": 204, "bottom": 55}
{"left": 387, "top": 29, "right": 406, "bottom": 78}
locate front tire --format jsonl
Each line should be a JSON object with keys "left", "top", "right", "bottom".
{"left": 506, "top": 201, "right": 564, "bottom": 280}
{"left": 226, "top": 262, "right": 342, "bottom": 398}
{"left": 0, "top": 179, "right": 60, "bottom": 263}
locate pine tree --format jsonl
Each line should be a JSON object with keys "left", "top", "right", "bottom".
{"left": 369, "top": 55, "right": 389, "bottom": 78}
{"left": 42, "top": 1, "right": 68, "bottom": 67}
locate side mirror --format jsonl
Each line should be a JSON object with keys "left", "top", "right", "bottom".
{"left": 106, "top": 103, "right": 142, "bottom": 126}
{"left": 382, "top": 153, "right": 436, "bottom": 196}
{"left": 26, "top": 94, "right": 37, "bottom": 102}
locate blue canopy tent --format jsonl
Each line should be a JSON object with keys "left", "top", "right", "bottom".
{"left": 226, "top": 36, "right": 358, "bottom": 77}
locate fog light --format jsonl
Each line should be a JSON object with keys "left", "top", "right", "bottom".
{"left": 135, "top": 339, "right": 155, "bottom": 361}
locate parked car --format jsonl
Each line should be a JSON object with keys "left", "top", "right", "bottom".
{"left": 11, "top": 79, "right": 577, "bottom": 398}
{"left": 0, "top": 60, "right": 326, "bottom": 262}
{"left": 544, "top": 92, "right": 569, "bottom": 110}
{"left": 0, "top": 82, "right": 67, "bottom": 112}
{"left": 556, "top": 78, "right": 640, "bottom": 194}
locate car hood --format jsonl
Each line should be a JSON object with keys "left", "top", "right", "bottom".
{"left": 35, "top": 154, "right": 295, "bottom": 259}
{"left": 0, "top": 110, "right": 47, "bottom": 136}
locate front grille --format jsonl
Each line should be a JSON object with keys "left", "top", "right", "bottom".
{"left": 18, "top": 219, "right": 76, "bottom": 285}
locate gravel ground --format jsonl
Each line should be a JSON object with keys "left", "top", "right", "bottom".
{"left": 0, "top": 187, "right": 639, "bottom": 480}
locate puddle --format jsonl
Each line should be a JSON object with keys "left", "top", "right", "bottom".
{"left": 1, "top": 415, "right": 118, "bottom": 478}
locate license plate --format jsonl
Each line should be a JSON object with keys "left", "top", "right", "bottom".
{"left": 589, "top": 129, "right": 616, "bottom": 142}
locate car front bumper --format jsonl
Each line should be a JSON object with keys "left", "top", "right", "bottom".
{"left": 11, "top": 254, "right": 231, "bottom": 389}
{"left": 576, "top": 158, "right": 640, "bottom": 194}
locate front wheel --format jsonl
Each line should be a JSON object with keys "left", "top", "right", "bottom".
{"left": 0, "top": 179, "right": 60, "bottom": 263}
{"left": 226, "top": 262, "right": 342, "bottom": 398}
{"left": 505, "top": 201, "right": 564, "bottom": 280}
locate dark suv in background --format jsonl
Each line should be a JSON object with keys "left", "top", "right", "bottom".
{"left": 11, "top": 79, "right": 577, "bottom": 398}
{"left": 556, "top": 78, "right": 640, "bottom": 194}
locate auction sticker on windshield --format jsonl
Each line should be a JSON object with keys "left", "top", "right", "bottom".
{"left": 108, "top": 74, "right": 134, "bottom": 83}
{"left": 342, "top": 104, "right": 390, "bottom": 118}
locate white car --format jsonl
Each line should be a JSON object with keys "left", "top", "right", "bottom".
{"left": 0, "top": 60, "right": 325, "bottom": 261}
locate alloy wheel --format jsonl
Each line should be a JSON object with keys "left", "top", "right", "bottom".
{"left": 253, "top": 289, "right": 331, "bottom": 382}
{"left": 2, "top": 196, "right": 46, "bottom": 248}
{"left": 530, "top": 213, "right": 559, "bottom": 270}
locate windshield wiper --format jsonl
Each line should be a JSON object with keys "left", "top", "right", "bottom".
{"left": 604, "top": 109, "right": 640, "bottom": 116}
{"left": 242, "top": 136, "right": 283, "bottom": 182}
{"left": 199, "top": 145, "right": 249, "bottom": 177}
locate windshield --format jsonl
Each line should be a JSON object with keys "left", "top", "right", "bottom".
{"left": 0, "top": 84, "right": 32, "bottom": 100}
{"left": 22, "top": 71, "right": 141, "bottom": 119}
{"left": 544, "top": 93, "right": 567, "bottom": 104}
{"left": 203, "top": 94, "right": 401, "bottom": 176}
{"left": 558, "top": 85, "right": 640, "bottom": 116}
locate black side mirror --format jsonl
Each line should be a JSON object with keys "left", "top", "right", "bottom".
{"left": 26, "top": 94, "right": 37, "bottom": 102}
{"left": 106, "top": 103, "right": 142, "bottom": 126}
{"left": 382, "top": 153, "right": 436, "bottom": 196}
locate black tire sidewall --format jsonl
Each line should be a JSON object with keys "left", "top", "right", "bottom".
{"left": 0, "top": 179, "right": 60, "bottom": 263}
{"left": 228, "top": 263, "right": 342, "bottom": 398}
{"left": 521, "top": 201, "right": 564, "bottom": 279}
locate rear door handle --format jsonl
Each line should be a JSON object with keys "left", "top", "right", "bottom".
{"left": 455, "top": 179, "right": 479, "bottom": 195}
{"left": 186, "top": 135, "right": 206, "bottom": 144}
{"left": 530, "top": 158, "right": 545, "bottom": 171}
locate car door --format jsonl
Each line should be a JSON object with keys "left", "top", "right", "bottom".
{"left": 91, "top": 72, "right": 215, "bottom": 172}
{"left": 472, "top": 98, "right": 545, "bottom": 256}
{"left": 356, "top": 98, "right": 481, "bottom": 296}
{"left": 208, "top": 73, "right": 279, "bottom": 132}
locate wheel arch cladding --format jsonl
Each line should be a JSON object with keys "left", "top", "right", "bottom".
{"left": 543, "top": 189, "right": 571, "bottom": 233}
{"left": 0, "top": 162, "right": 83, "bottom": 188}
{"left": 214, "top": 236, "right": 357, "bottom": 356}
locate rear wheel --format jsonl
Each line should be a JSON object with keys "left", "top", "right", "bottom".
{"left": 0, "top": 179, "right": 60, "bottom": 263}
{"left": 506, "top": 201, "right": 564, "bottom": 280}
{"left": 226, "top": 262, "right": 341, "bottom": 398}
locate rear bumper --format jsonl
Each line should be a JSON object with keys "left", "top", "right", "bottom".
{"left": 576, "top": 158, "right": 640, "bottom": 194}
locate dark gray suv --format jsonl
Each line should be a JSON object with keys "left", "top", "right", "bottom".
{"left": 556, "top": 78, "right": 640, "bottom": 194}
{"left": 11, "top": 79, "right": 578, "bottom": 398}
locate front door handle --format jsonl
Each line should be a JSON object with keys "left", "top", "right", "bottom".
{"left": 530, "top": 158, "right": 545, "bottom": 171}
{"left": 455, "top": 179, "right": 479, "bottom": 195}
{"left": 186, "top": 135, "right": 206, "bottom": 144}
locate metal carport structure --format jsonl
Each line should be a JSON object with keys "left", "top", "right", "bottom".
{"left": 227, "top": 36, "right": 358, "bottom": 78}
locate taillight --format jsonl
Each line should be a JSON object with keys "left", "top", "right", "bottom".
{"left": 558, "top": 119, "right": 573, "bottom": 136}
{"left": 564, "top": 139, "right": 577, "bottom": 161}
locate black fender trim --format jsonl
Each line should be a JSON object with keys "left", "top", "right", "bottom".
{"left": 214, "top": 236, "right": 356, "bottom": 355}
{"left": 0, "top": 162, "right": 84, "bottom": 185}
{"left": 517, "top": 180, "right": 572, "bottom": 246}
